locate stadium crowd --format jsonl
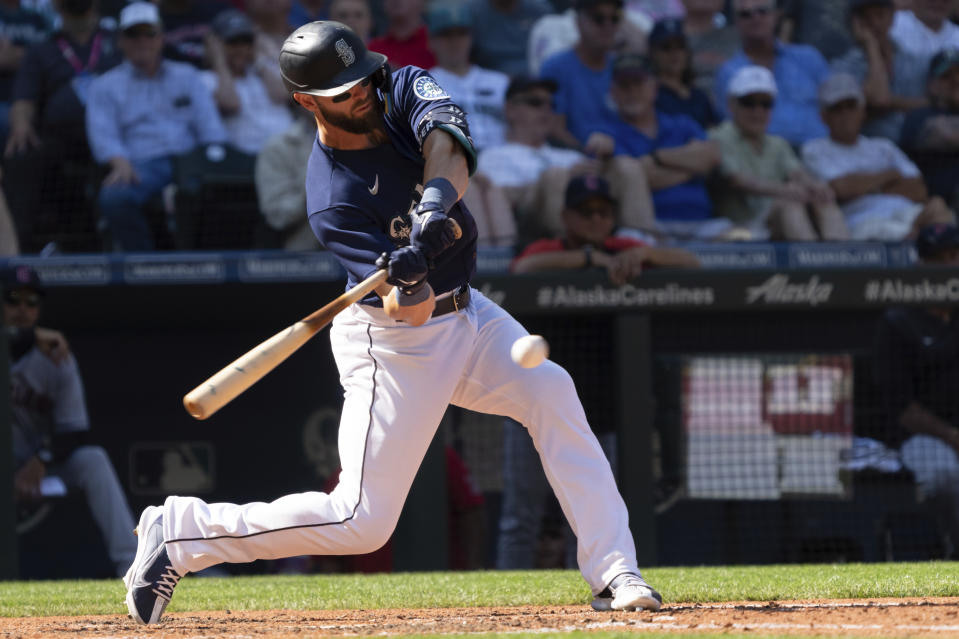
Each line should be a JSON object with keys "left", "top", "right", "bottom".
{"left": 1, "top": 0, "right": 959, "bottom": 256}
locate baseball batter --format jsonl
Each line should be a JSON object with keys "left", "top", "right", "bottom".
{"left": 123, "top": 21, "right": 661, "bottom": 625}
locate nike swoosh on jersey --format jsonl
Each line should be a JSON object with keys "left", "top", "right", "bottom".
{"left": 368, "top": 175, "right": 379, "bottom": 195}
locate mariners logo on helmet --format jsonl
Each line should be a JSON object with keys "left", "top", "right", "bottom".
{"left": 335, "top": 38, "right": 355, "bottom": 67}
{"left": 414, "top": 76, "right": 450, "bottom": 101}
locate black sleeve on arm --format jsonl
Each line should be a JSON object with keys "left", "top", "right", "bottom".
{"left": 51, "top": 431, "right": 89, "bottom": 464}
{"left": 309, "top": 205, "right": 396, "bottom": 284}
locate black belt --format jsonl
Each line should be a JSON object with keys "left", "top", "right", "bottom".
{"left": 432, "top": 286, "right": 470, "bottom": 317}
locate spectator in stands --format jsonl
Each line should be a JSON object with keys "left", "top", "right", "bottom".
{"left": 328, "top": 0, "right": 372, "bottom": 41}
{"left": 247, "top": 0, "right": 295, "bottom": 67}
{"left": 590, "top": 52, "right": 724, "bottom": 240}
{"left": 368, "top": 0, "right": 434, "bottom": 69}
{"left": 901, "top": 49, "right": 959, "bottom": 209}
{"left": 85, "top": 2, "right": 226, "bottom": 251}
{"left": 0, "top": 175, "right": 17, "bottom": 256}
{"left": 540, "top": 0, "right": 626, "bottom": 150}
{"left": 802, "top": 73, "right": 954, "bottom": 241}
{"left": 201, "top": 9, "right": 292, "bottom": 156}
{"left": 709, "top": 65, "right": 849, "bottom": 240}
{"left": 626, "top": 0, "right": 684, "bottom": 23}
{"left": 470, "top": 0, "right": 554, "bottom": 77}
{"left": 4, "top": 0, "right": 121, "bottom": 253}
{"left": 891, "top": 0, "right": 959, "bottom": 68}
{"left": 500, "top": 174, "right": 698, "bottom": 571}
{"left": 873, "top": 223, "right": 959, "bottom": 557}
{"left": 289, "top": 0, "right": 329, "bottom": 27}
{"left": 512, "top": 173, "right": 701, "bottom": 279}
{"left": 681, "top": 0, "right": 739, "bottom": 101}
{"left": 477, "top": 74, "right": 656, "bottom": 241}
{"left": 4, "top": 265, "right": 137, "bottom": 577}
{"left": 714, "top": 0, "right": 831, "bottom": 146}
{"left": 527, "top": 0, "right": 650, "bottom": 76}
{"left": 158, "top": 0, "right": 232, "bottom": 68}
{"left": 778, "top": 0, "right": 853, "bottom": 61}
{"left": 426, "top": 2, "right": 508, "bottom": 152}
{"left": 0, "top": 0, "right": 51, "bottom": 147}
{"left": 254, "top": 108, "right": 317, "bottom": 250}
{"left": 648, "top": 18, "right": 718, "bottom": 129}
{"left": 832, "top": 0, "right": 929, "bottom": 142}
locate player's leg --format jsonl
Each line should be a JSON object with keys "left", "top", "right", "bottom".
{"left": 126, "top": 305, "right": 476, "bottom": 623}
{"left": 57, "top": 445, "right": 138, "bottom": 576}
{"left": 450, "top": 290, "right": 659, "bottom": 610}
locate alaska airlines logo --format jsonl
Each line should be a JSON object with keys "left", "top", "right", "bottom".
{"left": 335, "top": 39, "right": 355, "bottom": 67}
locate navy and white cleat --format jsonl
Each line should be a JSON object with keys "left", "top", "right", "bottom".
{"left": 123, "top": 506, "right": 182, "bottom": 624}
{"left": 591, "top": 573, "right": 662, "bottom": 612}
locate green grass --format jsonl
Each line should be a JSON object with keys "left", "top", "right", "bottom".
{"left": 1, "top": 562, "right": 958, "bottom": 618}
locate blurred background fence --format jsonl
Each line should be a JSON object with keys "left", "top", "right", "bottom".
{"left": 2, "top": 247, "right": 957, "bottom": 578}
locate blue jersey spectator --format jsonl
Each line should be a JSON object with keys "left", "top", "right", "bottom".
{"left": 591, "top": 53, "right": 719, "bottom": 230}
{"left": 648, "top": 17, "right": 718, "bottom": 129}
{"left": 714, "top": 0, "right": 830, "bottom": 146}
{"left": 539, "top": 0, "right": 625, "bottom": 151}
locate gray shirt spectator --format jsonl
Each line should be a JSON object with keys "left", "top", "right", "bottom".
{"left": 832, "top": 0, "right": 929, "bottom": 142}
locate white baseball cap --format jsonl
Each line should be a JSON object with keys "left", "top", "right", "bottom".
{"left": 728, "top": 65, "right": 778, "bottom": 98}
{"left": 119, "top": 2, "right": 162, "bottom": 31}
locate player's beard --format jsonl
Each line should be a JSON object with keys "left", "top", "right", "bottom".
{"left": 318, "top": 94, "right": 384, "bottom": 136}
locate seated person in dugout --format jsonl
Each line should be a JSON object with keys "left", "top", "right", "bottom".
{"left": 4, "top": 265, "right": 137, "bottom": 577}
{"left": 511, "top": 174, "right": 701, "bottom": 286}
{"left": 708, "top": 65, "right": 850, "bottom": 241}
{"left": 802, "top": 73, "right": 954, "bottom": 242}
{"left": 873, "top": 223, "right": 959, "bottom": 556}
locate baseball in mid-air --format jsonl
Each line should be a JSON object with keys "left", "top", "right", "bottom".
{"left": 511, "top": 334, "right": 549, "bottom": 368}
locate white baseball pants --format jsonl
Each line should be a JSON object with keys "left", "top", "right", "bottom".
{"left": 162, "top": 289, "right": 640, "bottom": 594}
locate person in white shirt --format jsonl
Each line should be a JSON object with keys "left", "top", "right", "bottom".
{"left": 801, "top": 73, "right": 954, "bottom": 240}
{"left": 201, "top": 9, "right": 293, "bottom": 156}
{"left": 477, "top": 75, "right": 655, "bottom": 240}
{"left": 890, "top": 0, "right": 959, "bottom": 67}
{"left": 426, "top": 2, "right": 508, "bottom": 152}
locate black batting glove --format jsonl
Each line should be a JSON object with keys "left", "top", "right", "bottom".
{"left": 410, "top": 201, "right": 457, "bottom": 259}
{"left": 376, "top": 248, "right": 428, "bottom": 295}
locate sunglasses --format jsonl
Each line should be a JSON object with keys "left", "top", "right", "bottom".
{"left": 737, "top": 96, "right": 774, "bottom": 110}
{"left": 512, "top": 95, "right": 551, "bottom": 108}
{"left": 331, "top": 77, "right": 371, "bottom": 103}
{"left": 3, "top": 290, "right": 40, "bottom": 308}
{"left": 123, "top": 28, "right": 160, "bottom": 40}
{"left": 736, "top": 5, "right": 773, "bottom": 20}
{"left": 587, "top": 11, "right": 621, "bottom": 26}
{"left": 574, "top": 205, "right": 615, "bottom": 219}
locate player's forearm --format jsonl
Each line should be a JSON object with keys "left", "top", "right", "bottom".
{"left": 8, "top": 100, "right": 35, "bottom": 132}
{"left": 512, "top": 249, "right": 592, "bottom": 274}
{"left": 422, "top": 129, "right": 469, "bottom": 200}
{"left": 900, "top": 402, "right": 959, "bottom": 451}
{"left": 654, "top": 140, "right": 720, "bottom": 176}
{"left": 640, "top": 156, "right": 695, "bottom": 190}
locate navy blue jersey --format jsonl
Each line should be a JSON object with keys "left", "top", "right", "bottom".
{"left": 307, "top": 66, "right": 478, "bottom": 305}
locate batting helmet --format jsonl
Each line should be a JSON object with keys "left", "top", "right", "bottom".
{"left": 279, "top": 21, "right": 387, "bottom": 97}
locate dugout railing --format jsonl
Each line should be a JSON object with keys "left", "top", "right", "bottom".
{"left": 1, "top": 246, "right": 956, "bottom": 577}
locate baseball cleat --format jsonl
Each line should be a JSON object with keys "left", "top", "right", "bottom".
{"left": 591, "top": 573, "right": 662, "bottom": 612}
{"left": 123, "top": 506, "right": 182, "bottom": 624}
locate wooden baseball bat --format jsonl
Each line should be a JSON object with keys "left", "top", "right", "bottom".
{"left": 183, "top": 219, "right": 462, "bottom": 420}
{"left": 183, "top": 269, "right": 388, "bottom": 420}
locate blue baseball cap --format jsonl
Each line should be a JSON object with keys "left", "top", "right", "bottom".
{"left": 565, "top": 175, "right": 615, "bottom": 209}
{"left": 649, "top": 18, "right": 686, "bottom": 47}
{"left": 916, "top": 224, "right": 959, "bottom": 259}
{"left": 1, "top": 265, "right": 45, "bottom": 295}
{"left": 427, "top": 3, "right": 472, "bottom": 34}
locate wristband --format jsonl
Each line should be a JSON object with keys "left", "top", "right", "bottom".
{"left": 394, "top": 281, "right": 431, "bottom": 306}
{"left": 583, "top": 244, "right": 593, "bottom": 268}
{"left": 420, "top": 177, "right": 459, "bottom": 213}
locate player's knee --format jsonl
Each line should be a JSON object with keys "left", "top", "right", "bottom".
{"left": 348, "top": 516, "right": 397, "bottom": 553}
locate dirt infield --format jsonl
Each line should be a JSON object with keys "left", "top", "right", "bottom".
{"left": 3, "top": 598, "right": 959, "bottom": 637}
